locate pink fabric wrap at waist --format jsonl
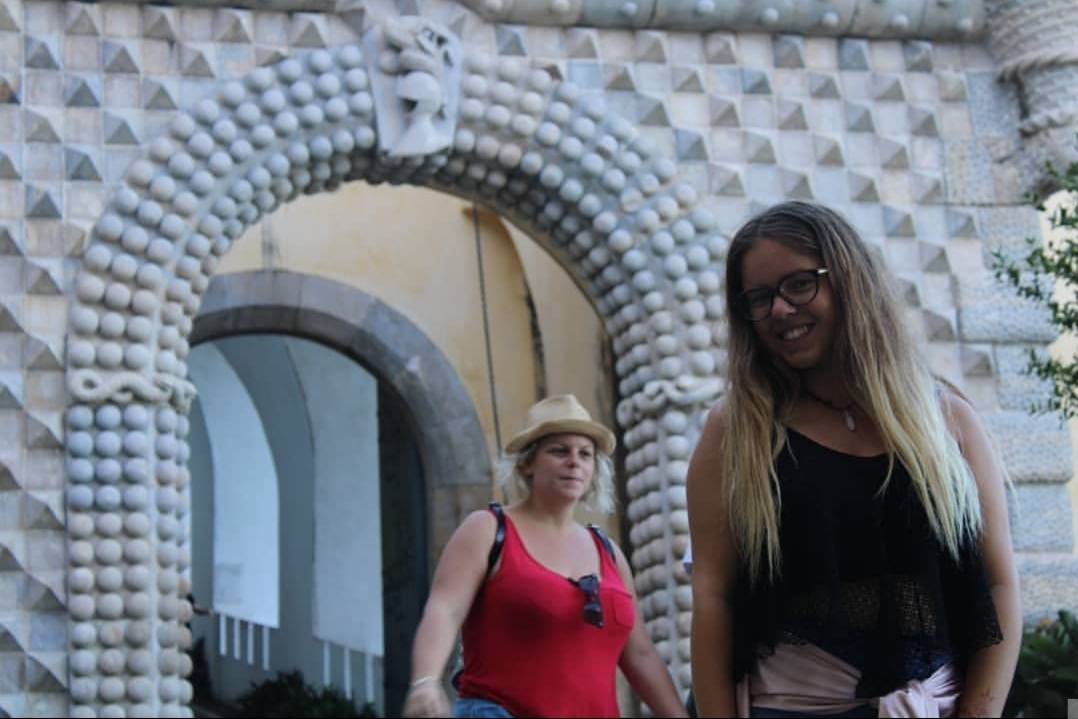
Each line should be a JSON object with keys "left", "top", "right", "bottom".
{"left": 734, "top": 643, "right": 961, "bottom": 718}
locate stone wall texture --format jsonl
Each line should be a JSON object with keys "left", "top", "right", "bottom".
{"left": 0, "top": 0, "right": 1073, "bottom": 714}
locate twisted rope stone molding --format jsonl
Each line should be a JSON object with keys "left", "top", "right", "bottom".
{"left": 985, "top": 0, "right": 1078, "bottom": 181}
{"left": 63, "top": 15, "right": 728, "bottom": 712}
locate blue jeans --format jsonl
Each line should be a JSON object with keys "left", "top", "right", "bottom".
{"left": 453, "top": 697, "right": 514, "bottom": 718}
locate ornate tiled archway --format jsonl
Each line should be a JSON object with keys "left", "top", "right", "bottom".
{"left": 63, "top": 18, "right": 720, "bottom": 716}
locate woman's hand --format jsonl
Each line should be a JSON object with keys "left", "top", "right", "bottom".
{"left": 402, "top": 680, "right": 451, "bottom": 718}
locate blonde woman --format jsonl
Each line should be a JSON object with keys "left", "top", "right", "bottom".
{"left": 687, "top": 202, "right": 1020, "bottom": 717}
{"left": 404, "top": 395, "right": 686, "bottom": 718}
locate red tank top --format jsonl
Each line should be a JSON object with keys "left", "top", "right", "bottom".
{"left": 457, "top": 511, "right": 636, "bottom": 717}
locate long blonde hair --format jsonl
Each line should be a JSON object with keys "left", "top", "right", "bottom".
{"left": 723, "top": 201, "right": 983, "bottom": 585}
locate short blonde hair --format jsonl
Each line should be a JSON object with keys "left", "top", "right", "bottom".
{"left": 497, "top": 436, "right": 616, "bottom": 514}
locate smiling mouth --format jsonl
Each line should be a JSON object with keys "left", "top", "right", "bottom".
{"left": 779, "top": 325, "right": 812, "bottom": 341}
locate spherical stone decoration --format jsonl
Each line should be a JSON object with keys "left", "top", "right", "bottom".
{"left": 69, "top": 513, "right": 95, "bottom": 539}
{"left": 69, "top": 594, "right": 95, "bottom": 620}
{"left": 75, "top": 273, "right": 106, "bottom": 304}
{"left": 115, "top": 187, "right": 141, "bottom": 214}
{"left": 124, "top": 538, "right": 151, "bottom": 563}
{"left": 69, "top": 568, "right": 95, "bottom": 593}
{"left": 96, "top": 566, "right": 124, "bottom": 593}
{"left": 123, "top": 457, "right": 151, "bottom": 485}
{"left": 125, "top": 592, "right": 150, "bottom": 619}
{"left": 99, "top": 676, "right": 126, "bottom": 702}
{"left": 70, "top": 677, "right": 97, "bottom": 704}
{"left": 96, "top": 513, "right": 123, "bottom": 537}
{"left": 127, "top": 677, "right": 153, "bottom": 703}
{"left": 68, "top": 485, "right": 94, "bottom": 511}
{"left": 126, "top": 625, "right": 153, "bottom": 651}
{"left": 96, "top": 537, "right": 124, "bottom": 565}
{"left": 95, "top": 431, "right": 122, "bottom": 456}
{"left": 72, "top": 621, "right": 97, "bottom": 648}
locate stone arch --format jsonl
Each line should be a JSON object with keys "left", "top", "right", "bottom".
{"left": 189, "top": 268, "right": 493, "bottom": 563}
{"left": 64, "top": 19, "right": 720, "bottom": 715}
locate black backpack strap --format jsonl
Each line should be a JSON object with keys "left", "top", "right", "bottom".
{"left": 485, "top": 502, "right": 507, "bottom": 579}
{"left": 586, "top": 523, "right": 617, "bottom": 562}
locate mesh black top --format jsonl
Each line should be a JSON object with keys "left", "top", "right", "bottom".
{"left": 731, "top": 427, "right": 1003, "bottom": 698}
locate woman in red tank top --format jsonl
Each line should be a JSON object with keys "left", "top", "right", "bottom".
{"left": 403, "top": 395, "right": 687, "bottom": 718}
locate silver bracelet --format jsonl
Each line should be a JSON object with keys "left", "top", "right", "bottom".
{"left": 410, "top": 675, "right": 437, "bottom": 689}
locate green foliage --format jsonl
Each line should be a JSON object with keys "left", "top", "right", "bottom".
{"left": 1004, "top": 610, "right": 1078, "bottom": 717}
{"left": 236, "top": 670, "right": 378, "bottom": 718}
{"left": 992, "top": 159, "right": 1078, "bottom": 418}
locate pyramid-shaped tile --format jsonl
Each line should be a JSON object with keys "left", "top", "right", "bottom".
{"left": 672, "top": 67, "right": 704, "bottom": 93}
{"left": 808, "top": 72, "right": 840, "bottom": 99}
{"left": 0, "top": 621, "right": 25, "bottom": 651}
{"left": 781, "top": 169, "right": 812, "bottom": 199}
{"left": 921, "top": 308, "right": 955, "bottom": 340}
{"left": 813, "top": 135, "right": 844, "bottom": 166}
{"left": 912, "top": 173, "right": 944, "bottom": 204}
{"left": 848, "top": 172, "right": 879, "bottom": 202}
{"left": 25, "top": 187, "right": 61, "bottom": 220}
{"left": 704, "top": 33, "right": 736, "bottom": 64}
{"left": 337, "top": 0, "right": 367, "bottom": 36}
{"left": 604, "top": 64, "right": 636, "bottom": 91}
{"left": 838, "top": 38, "right": 870, "bottom": 70}
{"left": 909, "top": 106, "right": 939, "bottom": 136}
{"left": 23, "top": 493, "right": 63, "bottom": 532}
{"left": 66, "top": 3, "right": 101, "bottom": 35}
{"left": 215, "top": 8, "right": 252, "bottom": 43}
{"left": 24, "top": 112, "right": 59, "bottom": 143}
{"left": 103, "top": 40, "right": 140, "bottom": 74}
{"left": 495, "top": 25, "right": 526, "bottom": 56}
{"left": 0, "top": 371, "right": 23, "bottom": 409}
{"left": 745, "top": 132, "right": 776, "bottom": 164}
{"left": 0, "top": 75, "right": 18, "bottom": 104}
{"left": 919, "top": 241, "right": 950, "bottom": 272}
{"left": 773, "top": 35, "right": 804, "bottom": 68}
{"left": 872, "top": 74, "right": 905, "bottom": 101}
{"left": 961, "top": 345, "right": 993, "bottom": 376}
{"left": 23, "top": 336, "right": 62, "bottom": 371}
{"left": 636, "top": 96, "right": 670, "bottom": 126}
{"left": 903, "top": 40, "right": 933, "bottom": 72}
{"left": 938, "top": 72, "right": 967, "bottom": 102}
{"left": 709, "top": 163, "right": 745, "bottom": 196}
{"left": 25, "top": 412, "right": 62, "bottom": 450}
{"left": 741, "top": 68, "right": 771, "bottom": 95}
{"left": 0, "top": 150, "right": 19, "bottom": 180}
{"left": 142, "top": 79, "right": 178, "bottom": 110}
{"left": 256, "top": 47, "right": 289, "bottom": 67}
{"left": 290, "top": 13, "right": 328, "bottom": 48}
{"left": 0, "top": 1, "right": 19, "bottom": 31}
{"left": 179, "top": 45, "right": 215, "bottom": 78}
{"left": 103, "top": 113, "right": 139, "bottom": 145}
{"left": 143, "top": 4, "right": 178, "bottom": 41}
{"left": 64, "top": 76, "right": 100, "bottom": 108}
{"left": 635, "top": 31, "right": 666, "bottom": 63}
{"left": 22, "top": 572, "right": 64, "bottom": 609}
{"left": 0, "top": 461, "right": 16, "bottom": 490}
{"left": 878, "top": 138, "right": 910, "bottom": 169}
{"left": 24, "top": 37, "right": 59, "bottom": 71}
{"left": 845, "top": 103, "right": 874, "bottom": 132}
{"left": 25, "top": 655, "right": 65, "bottom": 693}
{"left": 0, "top": 225, "right": 21, "bottom": 255}
{"left": 675, "top": 129, "right": 708, "bottom": 161}
{"left": 946, "top": 209, "right": 977, "bottom": 237}
{"left": 709, "top": 96, "right": 740, "bottom": 126}
{"left": 882, "top": 205, "right": 915, "bottom": 236}
{"left": 564, "top": 28, "right": 598, "bottom": 58}
{"left": 24, "top": 260, "right": 64, "bottom": 294}
{"left": 0, "top": 545, "right": 23, "bottom": 571}
{"left": 893, "top": 275, "right": 920, "bottom": 306}
{"left": 0, "top": 302, "right": 22, "bottom": 332}
{"left": 777, "top": 100, "right": 807, "bottom": 130}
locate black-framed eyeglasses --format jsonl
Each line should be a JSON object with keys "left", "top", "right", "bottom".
{"left": 736, "top": 268, "right": 829, "bottom": 322}
{"left": 569, "top": 574, "right": 603, "bottom": 628}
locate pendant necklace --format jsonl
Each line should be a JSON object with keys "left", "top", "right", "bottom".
{"left": 803, "top": 389, "right": 857, "bottom": 432}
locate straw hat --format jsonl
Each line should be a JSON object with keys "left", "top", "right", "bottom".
{"left": 504, "top": 394, "right": 616, "bottom": 455}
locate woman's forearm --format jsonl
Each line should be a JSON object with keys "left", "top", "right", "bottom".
{"left": 957, "top": 582, "right": 1021, "bottom": 717}
{"left": 410, "top": 600, "right": 464, "bottom": 682}
{"left": 691, "top": 600, "right": 737, "bottom": 717}
{"left": 620, "top": 642, "right": 689, "bottom": 717}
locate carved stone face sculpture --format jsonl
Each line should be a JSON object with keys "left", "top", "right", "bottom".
{"left": 364, "top": 17, "right": 461, "bottom": 158}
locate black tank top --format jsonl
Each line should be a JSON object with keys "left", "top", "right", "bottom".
{"left": 732, "top": 428, "right": 1003, "bottom": 697}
